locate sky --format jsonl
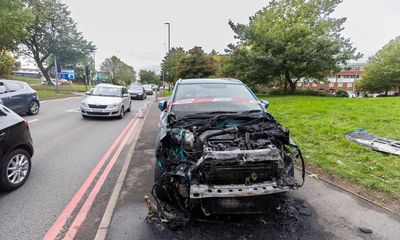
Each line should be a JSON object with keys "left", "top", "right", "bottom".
{"left": 61, "top": 0, "right": 400, "bottom": 73}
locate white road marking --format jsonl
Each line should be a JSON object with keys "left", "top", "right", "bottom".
{"left": 65, "top": 108, "right": 80, "bottom": 113}
{"left": 28, "top": 119, "right": 39, "bottom": 123}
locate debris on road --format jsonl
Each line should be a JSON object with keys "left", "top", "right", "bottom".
{"left": 345, "top": 129, "right": 400, "bottom": 156}
{"left": 358, "top": 227, "right": 373, "bottom": 234}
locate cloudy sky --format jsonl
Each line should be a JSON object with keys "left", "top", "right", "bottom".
{"left": 62, "top": 0, "right": 400, "bottom": 72}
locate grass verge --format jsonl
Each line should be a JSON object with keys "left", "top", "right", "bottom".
{"left": 37, "top": 90, "right": 74, "bottom": 100}
{"left": 264, "top": 96, "right": 400, "bottom": 200}
{"left": 6, "top": 75, "right": 42, "bottom": 85}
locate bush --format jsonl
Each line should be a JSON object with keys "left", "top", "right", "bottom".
{"left": 263, "top": 88, "right": 328, "bottom": 96}
{"left": 335, "top": 89, "right": 349, "bottom": 97}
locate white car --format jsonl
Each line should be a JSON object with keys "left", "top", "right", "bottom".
{"left": 80, "top": 84, "right": 131, "bottom": 119}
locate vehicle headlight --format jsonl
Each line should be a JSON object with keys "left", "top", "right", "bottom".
{"left": 108, "top": 103, "right": 119, "bottom": 108}
{"left": 81, "top": 102, "right": 88, "bottom": 107}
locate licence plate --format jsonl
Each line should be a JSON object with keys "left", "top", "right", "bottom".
{"left": 91, "top": 109, "right": 105, "bottom": 112}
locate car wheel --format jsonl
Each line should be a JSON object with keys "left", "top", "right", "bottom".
{"left": 28, "top": 101, "right": 40, "bottom": 115}
{"left": 153, "top": 164, "right": 170, "bottom": 202}
{"left": 82, "top": 114, "right": 89, "bottom": 119}
{"left": 119, "top": 107, "right": 124, "bottom": 119}
{"left": 0, "top": 149, "right": 31, "bottom": 191}
{"left": 127, "top": 102, "right": 131, "bottom": 112}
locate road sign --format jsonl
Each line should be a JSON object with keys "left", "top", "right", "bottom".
{"left": 96, "top": 72, "right": 110, "bottom": 82}
{"left": 58, "top": 70, "right": 76, "bottom": 80}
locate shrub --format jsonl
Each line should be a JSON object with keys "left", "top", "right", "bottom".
{"left": 335, "top": 89, "right": 349, "bottom": 97}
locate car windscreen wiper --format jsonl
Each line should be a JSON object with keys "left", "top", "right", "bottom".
{"left": 240, "top": 109, "right": 264, "bottom": 115}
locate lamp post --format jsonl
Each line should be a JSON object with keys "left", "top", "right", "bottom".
{"left": 164, "top": 22, "right": 171, "bottom": 96}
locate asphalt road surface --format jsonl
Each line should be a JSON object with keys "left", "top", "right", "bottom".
{"left": 0, "top": 95, "right": 152, "bottom": 240}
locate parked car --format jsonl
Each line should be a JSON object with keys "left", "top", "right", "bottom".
{"left": 0, "top": 104, "right": 34, "bottom": 191}
{"left": 143, "top": 84, "right": 153, "bottom": 95}
{"left": 128, "top": 84, "right": 147, "bottom": 100}
{"left": 0, "top": 80, "right": 40, "bottom": 115}
{"left": 41, "top": 78, "right": 70, "bottom": 85}
{"left": 80, "top": 84, "right": 131, "bottom": 119}
{"left": 152, "top": 78, "right": 305, "bottom": 226}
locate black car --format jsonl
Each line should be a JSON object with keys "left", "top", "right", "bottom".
{"left": 0, "top": 79, "right": 40, "bottom": 115}
{"left": 143, "top": 84, "right": 154, "bottom": 95}
{"left": 152, "top": 78, "right": 305, "bottom": 227}
{"left": 128, "top": 84, "right": 147, "bottom": 100}
{"left": 0, "top": 104, "right": 33, "bottom": 191}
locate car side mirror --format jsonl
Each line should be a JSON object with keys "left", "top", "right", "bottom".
{"left": 85, "top": 91, "right": 91, "bottom": 95}
{"left": 123, "top": 93, "right": 129, "bottom": 97}
{"left": 158, "top": 100, "right": 167, "bottom": 111}
{"left": 261, "top": 100, "right": 270, "bottom": 110}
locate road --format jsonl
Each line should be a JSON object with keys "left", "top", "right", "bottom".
{"left": 0, "top": 95, "right": 152, "bottom": 240}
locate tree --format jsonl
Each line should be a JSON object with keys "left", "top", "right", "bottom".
{"left": 139, "top": 69, "right": 160, "bottom": 85}
{"left": 161, "top": 47, "right": 186, "bottom": 84}
{"left": 0, "top": 0, "right": 32, "bottom": 50}
{"left": 100, "top": 55, "right": 135, "bottom": 86}
{"left": 358, "top": 37, "right": 400, "bottom": 94}
{"left": 20, "top": 0, "right": 95, "bottom": 84}
{"left": 229, "top": 0, "right": 361, "bottom": 93}
{"left": 177, "top": 46, "right": 217, "bottom": 79}
{"left": 0, "top": 51, "right": 16, "bottom": 77}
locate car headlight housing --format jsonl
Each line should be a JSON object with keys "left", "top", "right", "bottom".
{"left": 81, "top": 102, "right": 88, "bottom": 107}
{"left": 108, "top": 103, "right": 119, "bottom": 108}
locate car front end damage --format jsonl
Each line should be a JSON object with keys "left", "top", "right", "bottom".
{"left": 149, "top": 112, "right": 305, "bottom": 228}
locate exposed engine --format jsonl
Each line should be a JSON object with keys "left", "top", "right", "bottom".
{"left": 150, "top": 113, "right": 305, "bottom": 228}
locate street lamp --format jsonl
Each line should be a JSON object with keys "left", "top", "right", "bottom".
{"left": 164, "top": 22, "right": 171, "bottom": 96}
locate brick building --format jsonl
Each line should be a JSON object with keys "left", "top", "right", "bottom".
{"left": 297, "top": 63, "right": 365, "bottom": 94}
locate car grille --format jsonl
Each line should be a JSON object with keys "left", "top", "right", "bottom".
{"left": 86, "top": 111, "right": 110, "bottom": 116}
{"left": 88, "top": 104, "right": 108, "bottom": 109}
{"left": 203, "top": 164, "right": 278, "bottom": 185}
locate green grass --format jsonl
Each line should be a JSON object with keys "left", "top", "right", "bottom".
{"left": 6, "top": 75, "right": 42, "bottom": 85}
{"left": 37, "top": 90, "right": 74, "bottom": 100}
{"left": 264, "top": 96, "right": 400, "bottom": 198}
{"left": 32, "top": 84, "right": 89, "bottom": 92}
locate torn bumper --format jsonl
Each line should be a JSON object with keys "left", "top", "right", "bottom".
{"left": 190, "top": 181, "right": 292, "bottom": 199}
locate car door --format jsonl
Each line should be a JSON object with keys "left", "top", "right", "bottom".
{"left": 3, "top": 82, "right": 25, "bottom": 113}
{"left": 122, "top": 88, "right": 129, "bottom": 109}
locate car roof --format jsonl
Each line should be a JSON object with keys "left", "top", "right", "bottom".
{"left": 96, "top": 83, "right": 124, "bottom": 88}
{"left": 178, "top": 78, "right": 243, "bottom": 84}
{"left": 0, "top": 79, "right": 27, "bottom": 85}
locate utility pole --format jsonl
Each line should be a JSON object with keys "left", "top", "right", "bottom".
{"left": 54, "top": 56, "right": 59, "bottom": 93}
{"left": 165, "top": 22, "right": 171, "bottom": 97}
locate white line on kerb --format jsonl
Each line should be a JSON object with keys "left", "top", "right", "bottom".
{"left": 28, "top": 119, "right": 39, "bottom": 123}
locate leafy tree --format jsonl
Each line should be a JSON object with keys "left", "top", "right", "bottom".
{"left": 359, "top": 37, "right": 400, "bottom": 94}
{"left": 100, "top": 55, "right": 135, "bottom": 86}
{"left": 139, "top": 69, "right": 160, "bottom": 85}
{"left": 20, "top": 0, "right": 95, "bottom": 85}
{"left": 229, "top": 0, "right": 361, "bottom": 93}
{"left": 0, "top": 51, "right": 16, "bottom": 77}
{"left": 0, "top": 0, "right": 32, "bottom": 50}
{"left": 177, "top": 46, "right": 217, "bottom": 79}
{"left": 161, "top": 47, "right": 186, "bottom": 84}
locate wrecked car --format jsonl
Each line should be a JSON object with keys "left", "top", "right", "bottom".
{"left": 152, "top": 78, "right": 305, "bottom": 226}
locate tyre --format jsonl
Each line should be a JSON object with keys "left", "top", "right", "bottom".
{"left": 82, "top": 114, "right": 89, "bottom": 119}
{"left": 153, "top": 163, "right": 170, "bottom": 202}
{"left": 127, "top": 102, "right": 131, "bottom": 112}
{"left": 0, "top": 149, "right": 32, "bottom": 191}
{"left": 119, "top": 107, "right": 124, "bottom": 119}
{"left": 28, "top": 101, "right": 40, "bottom": 115}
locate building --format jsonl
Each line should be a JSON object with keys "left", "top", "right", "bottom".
{"left": 297, "top": 63, "right": 366, "bottom": 94}
{"left": 12, "top": 67, "right": 42, "bottom": 79}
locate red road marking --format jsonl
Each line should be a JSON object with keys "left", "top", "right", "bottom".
{"left": 64, "top": 118, "right": 139, "bottom": 240}
{"left": 43, "top": 117, "right": 138, "bottom": 240}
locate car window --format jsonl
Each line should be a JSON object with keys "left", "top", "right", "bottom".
{"left": 5, "top": 82, "right": 24, "bottom": 92}
{"left": 172, "top": 83, "right": 261, "bottom": 115}
{"left": 130, "top": 85, "right": 143, "bottom": 91}
{"left": 92, "top": 86, "right": 122, "bottom": 97}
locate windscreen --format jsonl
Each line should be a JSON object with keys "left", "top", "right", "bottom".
{"left": 92, "top": 86, "right": 122, "bottom": 97}
{"left": 130, "top": 85, "right": 142, "bottom": 91}
{"left": 171, "top": 83, "right": 261, "bottom": 115}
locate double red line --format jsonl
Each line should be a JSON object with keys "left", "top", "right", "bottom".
{"left": 43, "top": 116, "right": 139, "bottom": 240}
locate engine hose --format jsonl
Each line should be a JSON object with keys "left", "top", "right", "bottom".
{"left": 289, "top": 139, "right": 305, "bottom": 187}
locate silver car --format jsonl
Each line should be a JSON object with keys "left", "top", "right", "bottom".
{"left": 80, "top": 84, "right": 131, "bottom": 119}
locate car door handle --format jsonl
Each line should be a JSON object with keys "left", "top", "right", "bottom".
{"left": 0, "top": 132, "right": 6, "bottom": 141}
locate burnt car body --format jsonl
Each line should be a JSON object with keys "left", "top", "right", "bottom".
{"left": 152, "top": 78, "right": 304, "bottom": 225}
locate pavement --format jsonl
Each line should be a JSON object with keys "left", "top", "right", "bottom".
{"left": 0, "top": 95, "right": 152, "bottom": 240}
{"left": 96, "top": 100, "right": 400, "bottom": 240}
